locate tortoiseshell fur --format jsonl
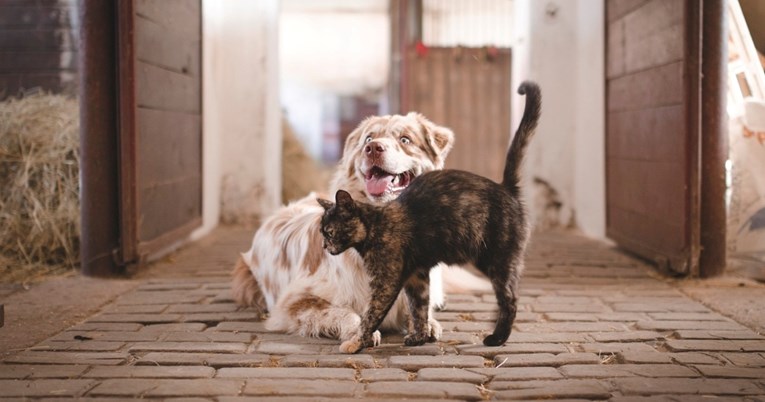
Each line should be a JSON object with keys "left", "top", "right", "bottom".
{"left": 319, "top": 82, "right": 542, "bottom": 353}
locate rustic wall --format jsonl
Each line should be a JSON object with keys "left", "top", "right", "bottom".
{"left": 194, "top": 0, "right": 282, "bottom": 237}
{"left": 0, "top": 0, "right": 78, "bottom": 100}
{"left": 512, "top": 0, "right": 606, "bottom": 238}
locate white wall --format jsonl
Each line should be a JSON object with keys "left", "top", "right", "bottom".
{"left": 193, "top": 0, "right": 282, "bottom": 238}
{"left": 280, "top": 11, "right": 389, "bottom": 95}
{"left": 279, "top": 4, "right": 389, "bottom": 165}
{"left": 512, "top": 0, "right": 606, "bottom": 238}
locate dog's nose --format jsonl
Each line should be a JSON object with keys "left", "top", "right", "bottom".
{"left": 365, "top": 142, "right": 386, "bottom": 157}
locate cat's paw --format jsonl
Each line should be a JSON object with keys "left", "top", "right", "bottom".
{"left": 404, "top": 333, "right": 428, "bottom": 346}
{"left": 372, "top": 330, "right": 381, "bottom": 347}
{"left": 482, "top": 333, "right": 507, "bottom": 347}
{"left": 427, "top": 317, "right": 443, "bottom": 342}
{"left": 339, "top": 335, "right": 364, "bottom": 354}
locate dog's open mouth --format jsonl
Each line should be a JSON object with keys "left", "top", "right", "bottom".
{"left": 364, "top": 166, "right": 413, "bottom": 197}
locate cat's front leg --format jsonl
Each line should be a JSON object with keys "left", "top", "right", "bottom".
{"left": 339, "top": 330, "right": 381, "bottom": 354}
{"left": 339, "top": 265, "right": 404, "bottom": 354}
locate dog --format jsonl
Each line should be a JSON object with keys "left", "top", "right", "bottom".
{"left": 232, "top": 112, "right": 454, "bottom": 342}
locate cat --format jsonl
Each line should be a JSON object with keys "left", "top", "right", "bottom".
{"left": 317, "top": 81, "right": 541, "bottom": 353}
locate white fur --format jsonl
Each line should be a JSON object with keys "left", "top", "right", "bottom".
{"left": 236, "top": 113, "right": 456, "bottom": 342}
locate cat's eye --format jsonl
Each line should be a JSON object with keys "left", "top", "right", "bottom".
{"left": 400, "top": 136, "right": 411, "bottom": 145}
{"left": 365, "top": 136, "right": 372, "bottom": 143}
{"left": 324, "top": 229, "right": 334, "bottom": 239}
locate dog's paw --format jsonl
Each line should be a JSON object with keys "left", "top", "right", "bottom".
{"left": 372, "top": 330, "right": 381, "bottom": 347}
{"left": 428, "top": 317, "right": 443, "bottom": 342}
{"left": 339, "top": 335, "right": 364, "bottom": 354}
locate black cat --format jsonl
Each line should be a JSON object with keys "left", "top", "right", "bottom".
{"left": 318, "top": 81, "right": 541, "bottom": 353}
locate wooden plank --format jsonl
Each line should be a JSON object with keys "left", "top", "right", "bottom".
{"left": 0, "top": 0, "right": 75, "bottom": 6}
{"left": 0, "top": 51, "right": 75, "bottom": 71}
{"left": 682, "top": 0, "right": 702, "bottom": 275}
{"left": 117, "top": 0, "right": 138, "bottom": 266}
{"left": 607, "top": 158, "right": 686, "bottom": 225}
{"left": 137, "top": 217, "right": 201, "bottom": 260}
{"left": 607, "top": 61, "right": 684, "bottom": 111}
{"left": 137, "top": 108, "right": 201, "bottom": 184}
{"left": 0, "top": 28, "right": 75, "bottom": 50}
{"left": 135, "top": 0, "right": 200, "bottom": 39}
{"left": 429, "top": 48, "right": 448, "bottom": 126}
{"left": 607, "top": 0, "right": 651, "bottom": 22}
{"left": 499, "top": 49, "right": 512, "bottom": 160}
{"left": 136, "top": 60, "right": 200, "bottom": 113}
{"left": 607, "top": 207, "right": 686, "bottom": 264}
{"left": 608, "top": 0, "right": 685, "bottom": 77}
{"left": 623, "top": 0, "right": 683, "bottom": 43}
{"left": 138, "top": 176, "right": 202, "bottom": 241}
{"left": 135, "top": 13, "right": 200, "bottom": 76}
{"left": 607, "top": 19, "right": 626, "bottom": 79}
{"left": 606, "top": 105, "right": 684, "bottom": 162}
{"left": 624, "top": 23, "right": 683, "bottom": 75}
{"left": 0, "top": 4, "right": 73, "bottom": 28}
{"left": 0, "top": 72, "right": 69, "bottom": 94}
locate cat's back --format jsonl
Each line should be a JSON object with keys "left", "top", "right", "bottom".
{"left": 396, "top": 169, "right": 514, "bottom": 219}
{"left": 400, "top": 169, "right": 500, "bottom": 202}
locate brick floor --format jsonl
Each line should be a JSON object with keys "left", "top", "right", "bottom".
{"left": 1, "top": 227, "right": 764, "bottom": 400}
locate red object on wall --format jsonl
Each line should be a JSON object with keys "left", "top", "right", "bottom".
{"left": 415, "top": 41, "right": 429, "bottom": 57}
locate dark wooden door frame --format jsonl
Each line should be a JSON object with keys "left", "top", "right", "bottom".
{"left": 699, "top": 0, "right": 728, "bottom": 277}
{"left": 117, "top": 0, "right": 138, "bottom": 266}
{"left": 78, "top": 0, "right": 122, "bottom": 276}
{"left": 686, "top": 0, "right": 703, "bottom": 276}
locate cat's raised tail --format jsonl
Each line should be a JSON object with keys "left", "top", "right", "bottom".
{"left": 502, "top": 81, "right": 542, "bottom": 194}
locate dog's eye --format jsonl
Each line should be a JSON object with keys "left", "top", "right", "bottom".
{"left": 365, "top": 136, "right": 372, "bottom": 143}
{"left": 400, "top": 136, "right": 411, "bottom": 145}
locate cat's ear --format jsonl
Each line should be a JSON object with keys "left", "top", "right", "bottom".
{"left": 317, "top": 198, "right": 334, "bottom": 211}
{"left": 335, "top": 190, "right": 355, "bottom": 210}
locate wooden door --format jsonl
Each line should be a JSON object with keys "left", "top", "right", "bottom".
{"left": 118, "top": 0, "right": 203, "bottom": 264}
{"left": 605, "top": 0, "right": 701, "bottom": 275}
{"left": 405, "top": 47, "right": 512, "bottom": 182}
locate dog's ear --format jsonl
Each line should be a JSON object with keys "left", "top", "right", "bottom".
{"left": 335, "top": 190, "right": 355, "bottom": 210}
{"left": 411, "top": 112, "right": 455, "bottom": 168}
{"left": 317, "top": 198, "right": 334, "bottom": 211}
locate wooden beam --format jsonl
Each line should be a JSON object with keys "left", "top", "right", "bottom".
{"left": 78, "top": 0, "right": 122, "bottom": 276}
{"left": 699, "top": 0, "right": 729, "bottom": 277}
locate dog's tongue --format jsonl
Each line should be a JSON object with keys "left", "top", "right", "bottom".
{"left": 366, "top": 174, "right": 394, "bottom": 196}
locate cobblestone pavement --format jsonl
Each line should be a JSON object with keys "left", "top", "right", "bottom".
{"left": 1, "top": 227, "right": 765, "bottom": 400}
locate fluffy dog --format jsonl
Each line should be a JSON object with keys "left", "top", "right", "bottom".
{"left": 232, "top": 112, "right": 454, "bottom": 342}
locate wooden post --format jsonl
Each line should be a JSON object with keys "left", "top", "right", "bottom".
{"left": 699, "top": 0, "right": 728, "bottom": 277}
{"left": 78, "top": 0, "right": 123, "bottom": 276}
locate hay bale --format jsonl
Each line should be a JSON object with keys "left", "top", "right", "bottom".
{"left": 281, "top": 118, "right": 331, "bottom": 203}
{"left": 0, "top": 93, "right": 80, "bottom": 282}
